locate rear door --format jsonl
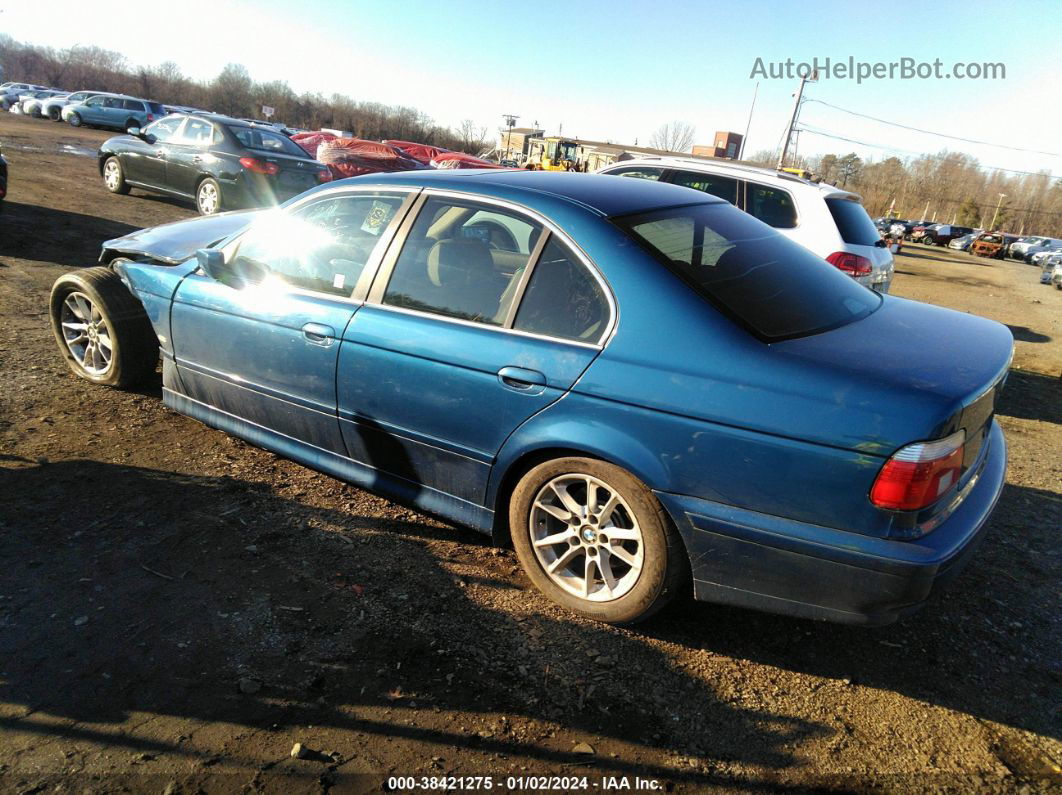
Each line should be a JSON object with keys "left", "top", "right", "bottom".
{"left": 169, "top": 189, "right": 413, "bottom": 454}
{"left": 230, "top": 126, "right": 320, "bottom": 201}
{"left": 337, "top": 193, "right": 613, "bottom": 505}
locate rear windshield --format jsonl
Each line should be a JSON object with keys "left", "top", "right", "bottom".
{"left": 148, "top": 102, "right": 166, "bottom": 115}
{"left": 613, "top": 202, "right": 880, "bottom": 341}
{"left": 825, "top": 197, "right": 881, "bottom": 246}
{"left": 229, "top": 126, "right": 307, "bottom": 157}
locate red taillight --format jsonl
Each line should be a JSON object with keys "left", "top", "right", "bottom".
{"left": 826, "top": 251, "right": 873, "bottom": 277}
{"left": 316, "top": 167, "right": 333, "bottom": 183}
{"left": 239, "top": 157, "right": 279, "bottom": 176}
{"left": 870, "top": 430, "right": 965, "bottom": 511}
{"left": 146, "top": 114, "right": 154, "bottom": 122}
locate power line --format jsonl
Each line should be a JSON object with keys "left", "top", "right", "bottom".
{"left": 803, "top": 98, "right": 1062, "bottom": 158}
{"left": 794, "top": 125, "right": 1062, "bottom": 181}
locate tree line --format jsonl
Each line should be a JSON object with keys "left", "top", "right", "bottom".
{"left": 0, "top": 36, "right": 490, "bottom": 153}
{"left": 746, "top": 146, "right": 1062, "bottom": 237}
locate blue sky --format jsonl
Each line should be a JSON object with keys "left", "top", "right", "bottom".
{"left": 4, "top": 0, "right": 1061, "bottom": 174}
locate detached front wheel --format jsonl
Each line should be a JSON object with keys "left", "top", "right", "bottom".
{"left": 510, "top": 457, "right": 688, "bottom": 625}
{"left": 49, "top": 267, "right": 159, "bottom": 388}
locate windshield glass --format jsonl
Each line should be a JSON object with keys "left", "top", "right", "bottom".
{"left": 612, "top": 202, "right": 880, "bottom": 341}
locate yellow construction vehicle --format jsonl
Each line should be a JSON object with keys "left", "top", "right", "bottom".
{"left": 537, "top": 137, "right": 582, "bottom": 171}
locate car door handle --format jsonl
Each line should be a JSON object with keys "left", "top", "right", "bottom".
{"left": 302, "top": 322, "right": 335, "bottom": 346}
{"left": 153, "top": 148, "right": 166, "bottom": 159}
{"left": 498, "top": 366, "right": 546, "bottom": 391}
{"left": 191, "top": 155, "right": 202, "bottom": 164}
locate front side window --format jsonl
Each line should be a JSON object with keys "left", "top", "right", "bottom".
{"left": 613, "top": 202, "right": 879, "bottom": 341}
{"left": 84, "top": 96, "right": 104, "bottom": 107}
{"left": 104, "top": 97, "right": 123, "bottom": 109}
{"left": 234, "top": 193, "right": 406, "bottom": 298}
{"left": 745, "top": 182, "right": 798, "bottom": 228}
{"left": 383, "top": 197, "right": 542, "bottom": 325}
{"left": 144, "top": 116, "right": 184, "bottom": 142}
{"left": 513, "top": 238, "right": 609, "bottom": 343}
{"left": 669, "top": 169, "right": 739, "bottom": 204}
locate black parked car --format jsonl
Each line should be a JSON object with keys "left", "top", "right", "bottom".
{"left": 97, "top": 113, "right": 333, "bottom": 215}
{"left": 0, "top": 142, "right": 7, "bottom": 211}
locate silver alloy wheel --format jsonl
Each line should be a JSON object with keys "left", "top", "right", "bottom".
{"left": 197, "top": 181, "right": 219, "bottom": 214}
{"left": 103, "top": 159, "right": 121, "bottom": 191}
{"left": 60, "top": 291, "right": 113, "bottom": 376}
{"left": 528, "top": 473, "right": 644, "bottom": 602}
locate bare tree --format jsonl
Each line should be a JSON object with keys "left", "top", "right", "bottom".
{"left": 456, "top": 119, "right": 488, "bottom": 154}
{"left": 648, "top": 121, "right": 696, "bottom": 153}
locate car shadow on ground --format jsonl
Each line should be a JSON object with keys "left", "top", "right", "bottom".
{"left": 997, "top": 368, "right": 1062, "bottom": 425}
{"left": 1006, "top": 325, "right": 1052, "bottom": 344}
{"left": 0, "top": 458, "right": 828, "bottom": 790}
{"left": 0, "top": 202, "right": 139, "bottom": 268}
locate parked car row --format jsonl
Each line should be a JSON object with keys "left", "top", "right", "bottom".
{"left": 2, "top": 81, "right": 167, "bottom": 133}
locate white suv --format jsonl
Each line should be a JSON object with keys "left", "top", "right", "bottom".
{"left": 597, "top": 158, "right": 894, "bottom": 292}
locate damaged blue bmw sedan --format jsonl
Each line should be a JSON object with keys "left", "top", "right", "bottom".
{"left": 49, "top": 170, "right": 1011, "bottom": 625}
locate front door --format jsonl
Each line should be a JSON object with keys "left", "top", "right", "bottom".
{"left": 169, "top": 190, "right": 412, "bottom": 454}
{"left": 337, "top": 195, "right": 612, "bottom": 505}
{"left": 166, "top": 117, "right": 216, "bottom": 197}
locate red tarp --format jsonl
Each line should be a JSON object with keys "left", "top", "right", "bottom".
{"left": 290, "top": 131, "right": 338, "bottom": 159}
{"left": 315, "top": 138, "right": 428, "bottom": 179}
{"left": 429, "top": 152, "right": 506, "bottom": 170}
{"left": 383, "top": 139, "right": 451, "bottom": 165}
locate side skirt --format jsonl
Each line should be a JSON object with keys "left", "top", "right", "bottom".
{"left": 163, "top": 387, "right": 495, "bottom": 535}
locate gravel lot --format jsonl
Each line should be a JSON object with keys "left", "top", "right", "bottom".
{"left": 0, "top": 112, "right": 1059, "bottom": 793}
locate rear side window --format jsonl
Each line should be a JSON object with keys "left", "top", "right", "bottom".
{"left": 122, "top": 99, "right": 143, "bottom": 111}
{"left": 607, "top": 167, "right": 663, "bottom": 180}
{"left": 745, "top": 183, "right": 797, "bottom": 228}
{"left": 230, "top": 126, "right": 307, "bottom": 157}
{"left": 383, "top": 197, "right": 542, "bottom": 326}
{"left": 514, "top": 238, "right": 609, "bottom": 343}
{"left": 669, "top": 169, "right": 739, "bottom": 204}
{"left": 825, "top": 198, "right": 882, "bottom": 246}
{"left": 613, "top": 203, "right": 879, "bottom": 341}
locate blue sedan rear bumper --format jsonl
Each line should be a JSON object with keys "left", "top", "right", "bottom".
{"left": 655, "top": 420, "right": 1006, "bottom": 626}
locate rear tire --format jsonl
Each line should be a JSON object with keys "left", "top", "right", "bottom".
{"left": 102, "top": 156, "right": 130, "bottom": 195}
{"left": 196, "top": 177, "right": 222, "bottom": 215}
{"left": 510, "top": 457, "right": 689, "bottom": 625}
{"left": 49, "top": 267, "right": 159, "bottom": 388}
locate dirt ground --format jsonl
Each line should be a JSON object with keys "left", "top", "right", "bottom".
{"left": 0, "top": 112, "right": 1059, "bottom": 793}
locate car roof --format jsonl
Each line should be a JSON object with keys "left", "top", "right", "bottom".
{"left": 345, "top": 169, "right": 725, "bottom": 217}
{"left": 600, "top": 156, "right": 864, "bottom": 201}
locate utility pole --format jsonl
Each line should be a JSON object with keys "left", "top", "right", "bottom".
{"left": 777, "top": 70, "right": 816, "bottom": 170}
{"left": 738, "top": 81, "right": 758, "bottom": 161}
{"left": 990, "top": 193, "right": 1006, "bottom": 230}
{"left": 502, "top": 113, "right": 518, "bottom": 161}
